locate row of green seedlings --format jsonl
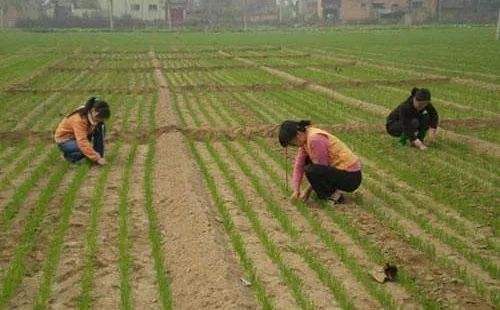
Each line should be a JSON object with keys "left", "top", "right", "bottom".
{"left": 188, "top": 66, "right": 500, "bottom": 228}
{"left": 0, "top": 86, "right": 129, "bottom": 308}
{"left": 320, "top": 47, "right": 500, "bottom": 85}
{"left": 0, "top": 93, "right": 102, "bottom": 230}
{"left": 174, "top": 85, "right": 442, "bottom": 308}
{"left": 177, "top": 71, "right": 500, "bottom": 306}
{"left": 0, "top": 52, "right": 67, "bottom": 91}
{"left": 216, "top": 83, "right": 496, "bottom": 298}
{"left": 76, "top": 87, "right": 134, "bottom": 308}
{"left": 253, "top": 49, "right": 499, "bottom": 119}
{"left": 225, "top": 88, "right": 498, "bottom": 305}
{"left": 171, "top": 56, "right": 496, "bottom": 302}
{"left": 165, "top": 65, "right": 283, "bottom": 89}
{"left": 0, "top": 71, "right": 96, "bottom": 178}
{"left": 78, "top": 86, "right": 171, "bottom": 309}
{"left": 173, "top": 93, "right": 307, "bottom": 309}
{"left": 246, "top": 48, "right": 499, "bottom": 125}
{"left": 176, "top": 67, "right": 336, "bottom": 308}
{"left": 0, "top": 69, "right": 151, "bottom": 212}
{"left": 289, "top": 62, "right": 498, "bottom": 119}
{"left": 195, "top": 101, "right": 399, "bottom": 308}
{"left": 0, "top": 68, "right": 167, "bottom": 308}
{"left": 34, "top": 91, "right": 169, "bottom": 310}
{"left": 207, "top": 60, "right": 500, "bottom": 236}
{"left": 0, "top": 73, "right": 112, "bottom": 231}
{"left": 303, "top": 48, "right": 500, "bottom": 107}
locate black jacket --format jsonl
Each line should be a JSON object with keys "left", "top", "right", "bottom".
{"left": 387, "top": 97, "right": 439, "bottom": 141}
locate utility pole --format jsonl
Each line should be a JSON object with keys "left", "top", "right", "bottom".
{"left": 317, "top": 0, "right": 322, "bottom": 22}
{"left": 0, "top": 6, "right": 4, "bottom": 29}
{"left": 278, "top": 0, "right": 282, "bottom": 24}
{"left": 166, "top": 0, "right": 172, "bottom": 29}
{"left": 436, "top": 0, "right": 441, "bottom": 22}
{"left": 108, "top": 0, "right": 114, "bottom": 29}
{"left": 242, "top": 0, "right": 247, "bottom": 31}
{"left": 496, "top": 8, "right": 500, "bottom": 40}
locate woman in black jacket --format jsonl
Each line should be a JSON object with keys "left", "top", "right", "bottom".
{"left": 386, "top": 88, "right": 439, "bottom": 150}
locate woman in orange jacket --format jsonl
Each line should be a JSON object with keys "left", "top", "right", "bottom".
{"left": 54, "top": 97, "right": 110, "bottom": 165}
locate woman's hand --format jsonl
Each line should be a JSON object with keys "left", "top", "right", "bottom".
{"left": 300, "top": 185, "right": 313, "bottom": 202}
{"left": 412, "top": 139, "right": 427, "bottom": 151}
{"left": 97, "top": 157, "right": 106, "bottom": 165}
{"left": 426, "top": 128, "right": 437, "bottom": 145}
{"left": 290, "top": 190, "right": 300, "bottom": 201}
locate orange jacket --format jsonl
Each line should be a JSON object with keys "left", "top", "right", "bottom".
{"left": 304, "top": 127, "right": 359, "bottom": 170}
{"left": 54, "top": 113, "right": 100, "bottom": 162}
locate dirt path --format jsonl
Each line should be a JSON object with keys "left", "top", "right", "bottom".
{"left": 129, "top": 145, "right": 161, "bottom": 309}
{"left": 149, "top": 50, "right": 257, "bottom": 308}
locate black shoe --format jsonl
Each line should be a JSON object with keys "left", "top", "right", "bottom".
{"left": 328, "top": 191, "right": 345, "bottom": 205}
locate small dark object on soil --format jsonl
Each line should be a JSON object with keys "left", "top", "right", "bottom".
{"left": 384, "top": 263, "right": 398, "bottom": 281}
{"left": 371, "top": 263, "right": 398, "bottom": 283}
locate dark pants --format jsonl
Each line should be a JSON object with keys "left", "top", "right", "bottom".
{"left": 304, "top": 164, "right": 362, "bottom": 200}
{"left": 386, "top": 114, "right": 430, "bottom": 143}
{"left": 57, "top": 123, "right": 105, "bottom": 163}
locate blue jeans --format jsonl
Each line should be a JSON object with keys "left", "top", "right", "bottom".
{"left": 57, "top": 123, "right": 105, "bottom": 163}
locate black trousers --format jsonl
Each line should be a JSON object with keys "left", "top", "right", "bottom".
{"left": 386, "top": 114, "right": 430, "bottom": 139}
{"left": 304, "top": 164, "right": 362, "bottom": 200}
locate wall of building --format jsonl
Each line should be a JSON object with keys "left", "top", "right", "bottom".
{"left": 97, "top": 0, "right": 165, "bottom": 21}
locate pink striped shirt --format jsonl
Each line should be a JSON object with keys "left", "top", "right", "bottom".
{"left": 292, "top": 134, "right": 361, "bottom": 192}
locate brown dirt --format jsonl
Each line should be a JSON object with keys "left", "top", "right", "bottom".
{"left": 354, "top": 189, "right": 495, "bottom": 308}
{"left": 225, "top": 141, "right": 381, "bottom": 309}
{"left": 196, "top": 143, "right": 297, "bottom": 308}
{"left": 129, "top": 145, "right": 161, "bottom": 309}
{"left": 362, "top": 181, "right": 498, "bottom": 292}
{"left": 361, "top": 157, "right": 497, "bottom": 245}
{"left": 91, "top": 147, "right": 128, "bottom": 309}
{"left": 4, "top": 168, "right": 77, "bottom": 309}
{"left": 149, "top": 51, "right": 257, "bottom": 308}
{"left": 248, "top": 140, "right": 419, "bottom": 308}
{"left": 48, "top": 164, "right": 100, "bottom": 309}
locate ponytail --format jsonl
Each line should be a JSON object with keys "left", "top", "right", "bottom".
{"left": 68, "top": 97, "right": 111, "bottom": 120}
{"left": 410, "top": 87, "right": 419, "bottom": 97}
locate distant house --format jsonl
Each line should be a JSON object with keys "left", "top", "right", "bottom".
{"left": 94, "top": 0, "right": 191, "bottom": 25}
{"left": 246, "top": 0, "right": 277, "bottom": 23}
{"left": 299, "top": 0, "right": 435, "bottom": 23}
{"left": 434, "top": 0, "right": 498, "bottom": 22}
{"left": 4, "top": 6, "right": 21, "bottom": 27}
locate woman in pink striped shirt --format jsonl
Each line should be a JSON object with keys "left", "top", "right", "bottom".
{"left": 279, "top": 120, "right": 362, "bottom": 204}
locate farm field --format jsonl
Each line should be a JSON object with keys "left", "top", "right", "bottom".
{"left": 0, "top": 27, "right": 499, "bottom": 309}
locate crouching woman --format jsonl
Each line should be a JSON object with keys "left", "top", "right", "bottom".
{"left": 279, "top": 120, "right": 362, "bottom": 205}
{"left": 54, "top": 97, "right": 110, "bottom": 165}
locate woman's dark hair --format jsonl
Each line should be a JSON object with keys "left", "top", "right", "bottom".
{"left": 68, "top": 97, "right": 111, "bottom": 120}
{"left": 410, "top": 87, "right": 431, "bottom": 102}
{"left": 278, "top": 120, "right": 311, "bottom": 147}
